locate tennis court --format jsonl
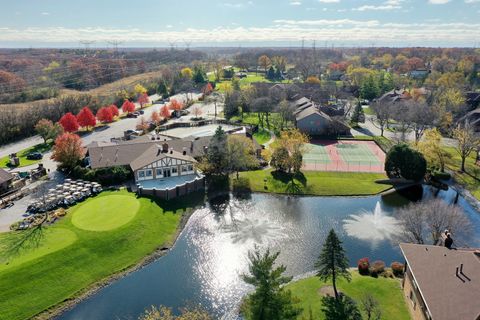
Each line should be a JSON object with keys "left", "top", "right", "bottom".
{"left": 303, "top": 140, "right": 386, "bottom": 173}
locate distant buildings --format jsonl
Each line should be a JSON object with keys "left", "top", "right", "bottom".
{"left": 399, "top": 243, "right": 480, "bottom": 320}
{"left": 0, "top": 168, "right": 14, "bottom": 195}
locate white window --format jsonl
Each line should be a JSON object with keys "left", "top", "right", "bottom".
{"left": 172, "top": 167, "right": 178, "bottom": 174}
{"left": 138, "top": 170, "right": 145, "bottom": 178}
{"left": 145, "top": 169, "right": 153, "bottom": 177}
{"left": 182, "top": 165, "right": 188, "bottom": 173}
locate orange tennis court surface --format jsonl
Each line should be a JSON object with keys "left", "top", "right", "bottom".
{"left": 302, "top": 140, "right": 386, "bottom": 173}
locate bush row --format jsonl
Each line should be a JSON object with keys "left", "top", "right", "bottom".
{"left": 357, "top": 257, "right": 404, "bottom": 278}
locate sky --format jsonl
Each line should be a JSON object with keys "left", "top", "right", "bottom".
{"left": 0, "top": 0, "right": 479, "bottom": 48}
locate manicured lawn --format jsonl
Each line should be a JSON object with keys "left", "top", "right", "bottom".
{"left": 71, "top": 195, "right": 140, "bottom": 231}
{"left": 443, "top": 146, "right": 480, "bottom": 200}
{"left": 363, "top": 106, "right": 374, "bottom": 115}
{"left": 234, "top": 169, "right": 389, "bottom": 196}
{"left": 253, "top": 129, "right": 271, "bottom": 145}
{"left": 0, "top": 190, "right": 204, "bottom": 320}
{"left": 0, "top": 143, "right": 51, "bottom": 168}
{"left": 286, "top": 271, "right": 410, "bottom": 320}
{"left": 210, "top": 72, "right": 289, "bottom": 93}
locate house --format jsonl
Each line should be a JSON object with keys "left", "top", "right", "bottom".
{"left": 376, "top": 88, "right": 412, "bottom": 105}
{"left": 399, "top": 243, "right": 480, "bottom": 320}
{"left": 295, "top": 105, "right": 349, "bottom": 136}
{"left": 458, "top": 109, "right": 480, "bottom": 132}
{"left": 0, "top": 168, "right": 14, "bottom": 195}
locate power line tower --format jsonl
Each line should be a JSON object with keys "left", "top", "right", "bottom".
{"left": 184, "top": 40, "right": 192, "bottom": 51}
{"left": 107, "top": 40, "right": 123, "bottom": 57}
{"left": 168, "top": 40, "right": 177, "bottom": 51}
{"left": 79, "top": 40, "right": 95, "bottom": 56}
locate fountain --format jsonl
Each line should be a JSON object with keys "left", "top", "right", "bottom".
{"left": 343, "top": 201, "right": 402, "bottom": 242}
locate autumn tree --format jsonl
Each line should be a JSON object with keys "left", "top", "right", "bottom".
{"left": 35, "top": 119, "right": 63, "bottom": 144}
{"left": 370, "top": 100, "right": 392, "bottom": 137}
{"left": 169, "top": 99, "right": 183, "bottom": 111}
{"left": 227, "top": 135, "right": 258, "bottom": 178}
{"left": 134, "top": 84, "right": 147, "bottom": 95}
{"left": 417, "top": 129, "right": 451, "bottom": 172}
{"left": 122, "top": 99, "right": 136, "bottom": 114}
{"left": 453, "top": 121, "right": 480, "bottom": 172}
{"left": 180, "top": 67, "right": 193, "bottom": 79}
{"left": 268, "top": 129, "right": 309, "bottom": 174}
{"left": 160, "top": 105, "right": 171, "bottom": 119}
{"left": 151, "top": 110, "right": 161, "bottom": 125}
{"left": 96, "top": 106, "right": 114, "bottom": 123}
{"left": 109, "top": 104, "right": 119, "bottom": 117}
{"left": 59, "top": 112, "right": 79, "bottom": 133}
{"left": 272, "top": 56, "right": 288, "bottom": 72}
{"left": 191, "top": 105, "right": 203, "bottom": 119}
{"left": 258, "top": 55, "right": 271, "bottom": 75}
{"left": 138, "top": 92, "right": 150, "bottom": 109}
{"left": 51, "top": 132, "right": 84, "bottom": 169}
{"left": 136, "top": 116, "right": 150, "bottom": 134}
{"left": 76, "top": 106, "right": 96, "bottom": 130}
{"left": 305, "top": 76, "right": 321, "bottom": 85}
{"left": 202, "top": 82, "right": 214, "bottom": 96}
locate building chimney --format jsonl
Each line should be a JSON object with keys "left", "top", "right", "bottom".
{"left": 182, "top": 147, "right": 187, "bottom": 155}
{"left": 170, "top": 148, "right": 173, "bottom": 154}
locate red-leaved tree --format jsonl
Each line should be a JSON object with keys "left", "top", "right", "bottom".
{"left": 151, "top": 110, "right": 161, "bottom": 125}
{"left": 202, "top": 82, "right": 213, "bottom": 96}
{"left": 160, "top": 105, "right": 171, "bottom": 119}
{"left": 122, "top": 99, "right": 136, "bottom": 114}
{"left": 51, "top": 132, "right": 84, "bottom": 169}
{"left": 76, "top": 106, "right": 96, "bottom": 130}
{"left": 96, "top": 106, "right": 114, "bottom": 123}
{"left": 59, "top": 112, "right": 79, "bottom": 133}
{"left": 109, "top": 104, "right": 119, "bottom": 117}
{"left": 138, "top": 93, "right": 150, "bottom": 108}
{"left": 168, "top": 99, "right": 183, "bottom": 111}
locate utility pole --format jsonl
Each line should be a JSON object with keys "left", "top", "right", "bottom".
{"left": 107, "top": 40, "right": 123, "bottom": 58}
{"left": 79, "top": 40, "right": 95, "bottom": 56}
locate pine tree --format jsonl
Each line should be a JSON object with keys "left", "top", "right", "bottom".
{"left": 315, "top": 229, "right": 351, "bottom": 301}
{"left": 206, "top": 126, "right": 228, "bottom": 175}
{"left": 241, "top": 247, "right": 302, "bottom": 320}
{"left": 350, "top": 101, "right": 364, "bottom": 124}
{"left": 321, "top": 295, "right": 362, "bottom": 320}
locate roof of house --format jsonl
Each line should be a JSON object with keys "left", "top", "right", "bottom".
{"left": 399, "top": 243, "right": 480, "bottom": 320}
{"left": 129, "top": 144, "right": 196, "bottom": 171}
{"left": 0, "top": 168, "right": 14, "bottom": 184}
{"left": 296, "top": 105, "right": 331, "bottom": 121}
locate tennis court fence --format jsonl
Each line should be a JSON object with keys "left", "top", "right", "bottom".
{"left": 303, "top": 160, "right": 385, "bottom": 173}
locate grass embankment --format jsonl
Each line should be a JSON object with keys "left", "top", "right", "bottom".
{"left": 0, "top": 143, "right": 51, "bottom": 168}
{"left": 443, "top": 146, "right": 480, "bottom": 200}
{"left": 253, "top": 129, "right": 271, "bottom": 145}
{"left": 287, "top": 271, "right": 410, "bottom": 320}
{"left": 0, "top": 190, "right": 203, "bottom": 320}
{"left": 234, "top": 169, "right": 389, "bottom": 196}
{"left": 209, "top": 71, "right": 289, "bottom": 92}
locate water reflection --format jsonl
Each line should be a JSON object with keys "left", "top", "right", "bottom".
{"left": 59, "top": 189, "right": 480, "bottom": 320}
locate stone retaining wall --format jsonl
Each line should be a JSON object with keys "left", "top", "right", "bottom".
{"left": 137, "top": 176, "right": 205, "bottom": 200}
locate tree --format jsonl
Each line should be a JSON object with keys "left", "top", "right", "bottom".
{"left": 190, "top": 105, "right": 203, "bottom": 119}
{"left": 134, "top": 84, "right": 147, "bottom": 95}
{"left": 452, "top": 121, "right": 480, "bottom": 172}
{"left": 169, "top": 99, "right": 183, "bottom": 111}
{"left": 109, "top": 104, "right": 119, "bottom": 118}
{"left": 192, "top": 66, "right": 207, "bottom": 84}
{"left": 305, "top": 76, "right": 321, "bottom": 85}
{"left": 151, "top": 110, "right": 161, "bottom": 125}
{"left": 397, "top": 199, "right": 471, "bottom": 245}
{"left": 35, "top": 119, "right": 63, "bottom": 144}
{"left": 76, "top": 106, "right": 96, "bottom": 130}
{"left": 417, "top": 128, "right": 451, "bottom": 172}
{"left": 272, "top": 56, "right": 288, "bottom": 72}
{"left": 96, "top": 106, "right": 114, "bottom": 123}
{"left": 198, "top": 126, "right": 229, "bottom": 175}
{"left": 271, "top": 146, "right": 290, "bottom": 172}
{"left": 139, "top": 305, "right": 211, "bottom": 320}
{"left": 122, "top": 99, "right": 136, "bottom": 114}
{"left": 180, "top": 67, "right": 193, "bottom": 79}
{"left": 138, "top": 93, "right": 150, "bottom": 109}
{"left": 321, "top": 295, "right": 362, "bottom": 320}
{"left": 160, "top": 105, "right": 171, "bottom": 119}
{"left": 350, "top": 101, "right": 364, "bottom": 124}
{"left": 202, "top": 82, "right": 213, "bottom": 96}
{"left": 136, "top": 116, "right": 150, "bottom": 134}
{"left": 266, "top": 66, "right": 276, "bottom": 81}
{"left": 269, "top": 129, "right": 309, "bottom": 173}
{"left": 51, "top": 133, "right": 84, "bottom": 169}
{"left": 385, "top": 144, "right": 427, "bottom": 181}
{"left": 241, "top": 247, "right": 302, "bottom": 320}
{"left": 252, "top": 97, "right": 274, "bottom": 128}
{"left": 361, "top": 294, "right": 382, "bottom": 320}
{"left": 370, "top": 101, "right": 392, "bottom": 137}
{"left": 227, "top": 135, "right": 257, "bottom": 178}
{"left": 408, "top": 100, "right": 435, "bottom": 143}
{"left": 59, "top": 112, "right": 79, "bottom": 133}
{"left": 258, "top": 55, "right": 271, "bottom": 75}
{"left": 359, "top": 75, "right": 380, "bottom": 101}
{"left": 315, "top": 229, "right": 350, "bottom": 301}
{"left": 275, "top": 100, "right": 295, "bottom": 131}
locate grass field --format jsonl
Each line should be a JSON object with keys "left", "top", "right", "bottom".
{"left": 287, "top": 271, "right": 410, "bottom": 320}
{"left": 253, "top": 129, "right": 271, "bottom": 145}
{"left": 443, "top": 146, "right": 480, "bottom": 200}
{"left": 0, "top": 143, "right": 51, "bottom": 168}
{"left": 209, "top": 71, "right": 289, "bottom": 92}
{"left": 234, "top": 169, "right": 389, "bottom": 196}
{"left": 0, "top": 190, "right": 203, "bottom": 320}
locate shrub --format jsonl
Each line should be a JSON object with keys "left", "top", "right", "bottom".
{"left": 357, "top": 257, "right": 370, "bottom": 275}
{"left": 433, "top": 171, "right": 451, "bottom": 181}
{"left": 391, "top": 262, "right": 405, "bottom": 277}
{"left": 382, "top": 270, "right": 394, "bottom": 278}
{"left": 371, "top": 260, "right": 385, "bottom": 275}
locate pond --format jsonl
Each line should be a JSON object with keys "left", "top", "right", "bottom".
{"left": 59, "top": 187, "right": 480, "bottom": 320}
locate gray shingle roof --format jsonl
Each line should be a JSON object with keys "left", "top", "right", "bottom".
{"left": 0, "top": 168, "right": 13, "bottom": 184}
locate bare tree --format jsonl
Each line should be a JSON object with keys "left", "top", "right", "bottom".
{"left": 396, "top": 199, "right": 471, "bottom": 245}
{"left": 361, "top": 294, "right": 382, "bottom": 320}
{"left": 409, "top": 100, "right": 436, "bottom": 143}
{"left": 370, "top": 101, "right": 392, "bottom": 137}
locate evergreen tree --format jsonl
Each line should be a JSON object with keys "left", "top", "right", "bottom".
{"left": 360, "top": 75, "right": 380, "bottom": 100}
{"left": 321, "top": 295, "right": 362, "bottom": 320}
{"left": 350, "top": 101, "right": 364, "bottom": 124}
{"left": 315, "top": 229, "right": 351, "bottom": 301}
{"left": 274, "top": 68, "right": 283, "bottom": 81}
{"left": 266, "top": 66, "right": 276, "bottom": 81}
{"left": 205, "top": 126, "right": 228, "bottom": 175}
{"left": 192, "top": 66, "right": 207, "bottom": 84}
{"left": 241, "top": 247, "right": 302, "bottom": 320}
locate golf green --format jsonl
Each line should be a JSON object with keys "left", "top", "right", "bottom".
{"left": 71, "top": 195, "right": 140, "bottom": 231}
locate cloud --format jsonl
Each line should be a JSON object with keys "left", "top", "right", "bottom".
{"left": 289, "top": 1, "right": 302, "bottom": 5}
{"left": 428, "top": 0, "right": 451, "bottom": 4}
{"left": 353, "top": 5, "right": 401, "bottom": 11}
{"left": 465, "top": 0, "right": 480, "bottom": 3}
{"left": 0, "top": 20, "right": 479, "bottom": 46}
{"left": 318, "top": 0, "right": 340, "bottom": 3}
{"left": 41, "top": 12, "right": 50, "bottom": 15}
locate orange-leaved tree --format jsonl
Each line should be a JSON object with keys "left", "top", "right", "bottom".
{"left": 138, "top": 93, "right": 150, "bottom": 109}
{"left": 59, "top": 112, "right": 79, "bottom": 133}
{"left": 51, "top": 132, "right": 84, "bottom": 169}
{"left": 160, "top": 105, "right": 171, "bottom": 119}
{"left": 96, "top": 106, "right": 114, "bottom": 123}
{"left": 121, "top": 99, "right": 136, "bottom": 114}
{"left": 76, "top": 106, "right": 96, "bottom": 130}
{"left": 168, "top": 99, "right": 183, "bottom": 111}
{"left": 151, "top": 110, "right": 161, "bottom": 125}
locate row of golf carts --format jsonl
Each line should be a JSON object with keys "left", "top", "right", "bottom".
{"left": 27, "top": 179, "right": 102, "bottom": 213}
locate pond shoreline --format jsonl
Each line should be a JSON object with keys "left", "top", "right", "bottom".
{"left": 34, "top": 202, "right": 201, "bottom": 320}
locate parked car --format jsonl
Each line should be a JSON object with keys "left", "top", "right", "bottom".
{"left": 138, "top": 110, "right": 144, "bottom": 115}
{"left": 26, "top": 152, "right": 43, "bottom": 160}
{"left": 126, "top": 113, "right": 138, "bottom": 118}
